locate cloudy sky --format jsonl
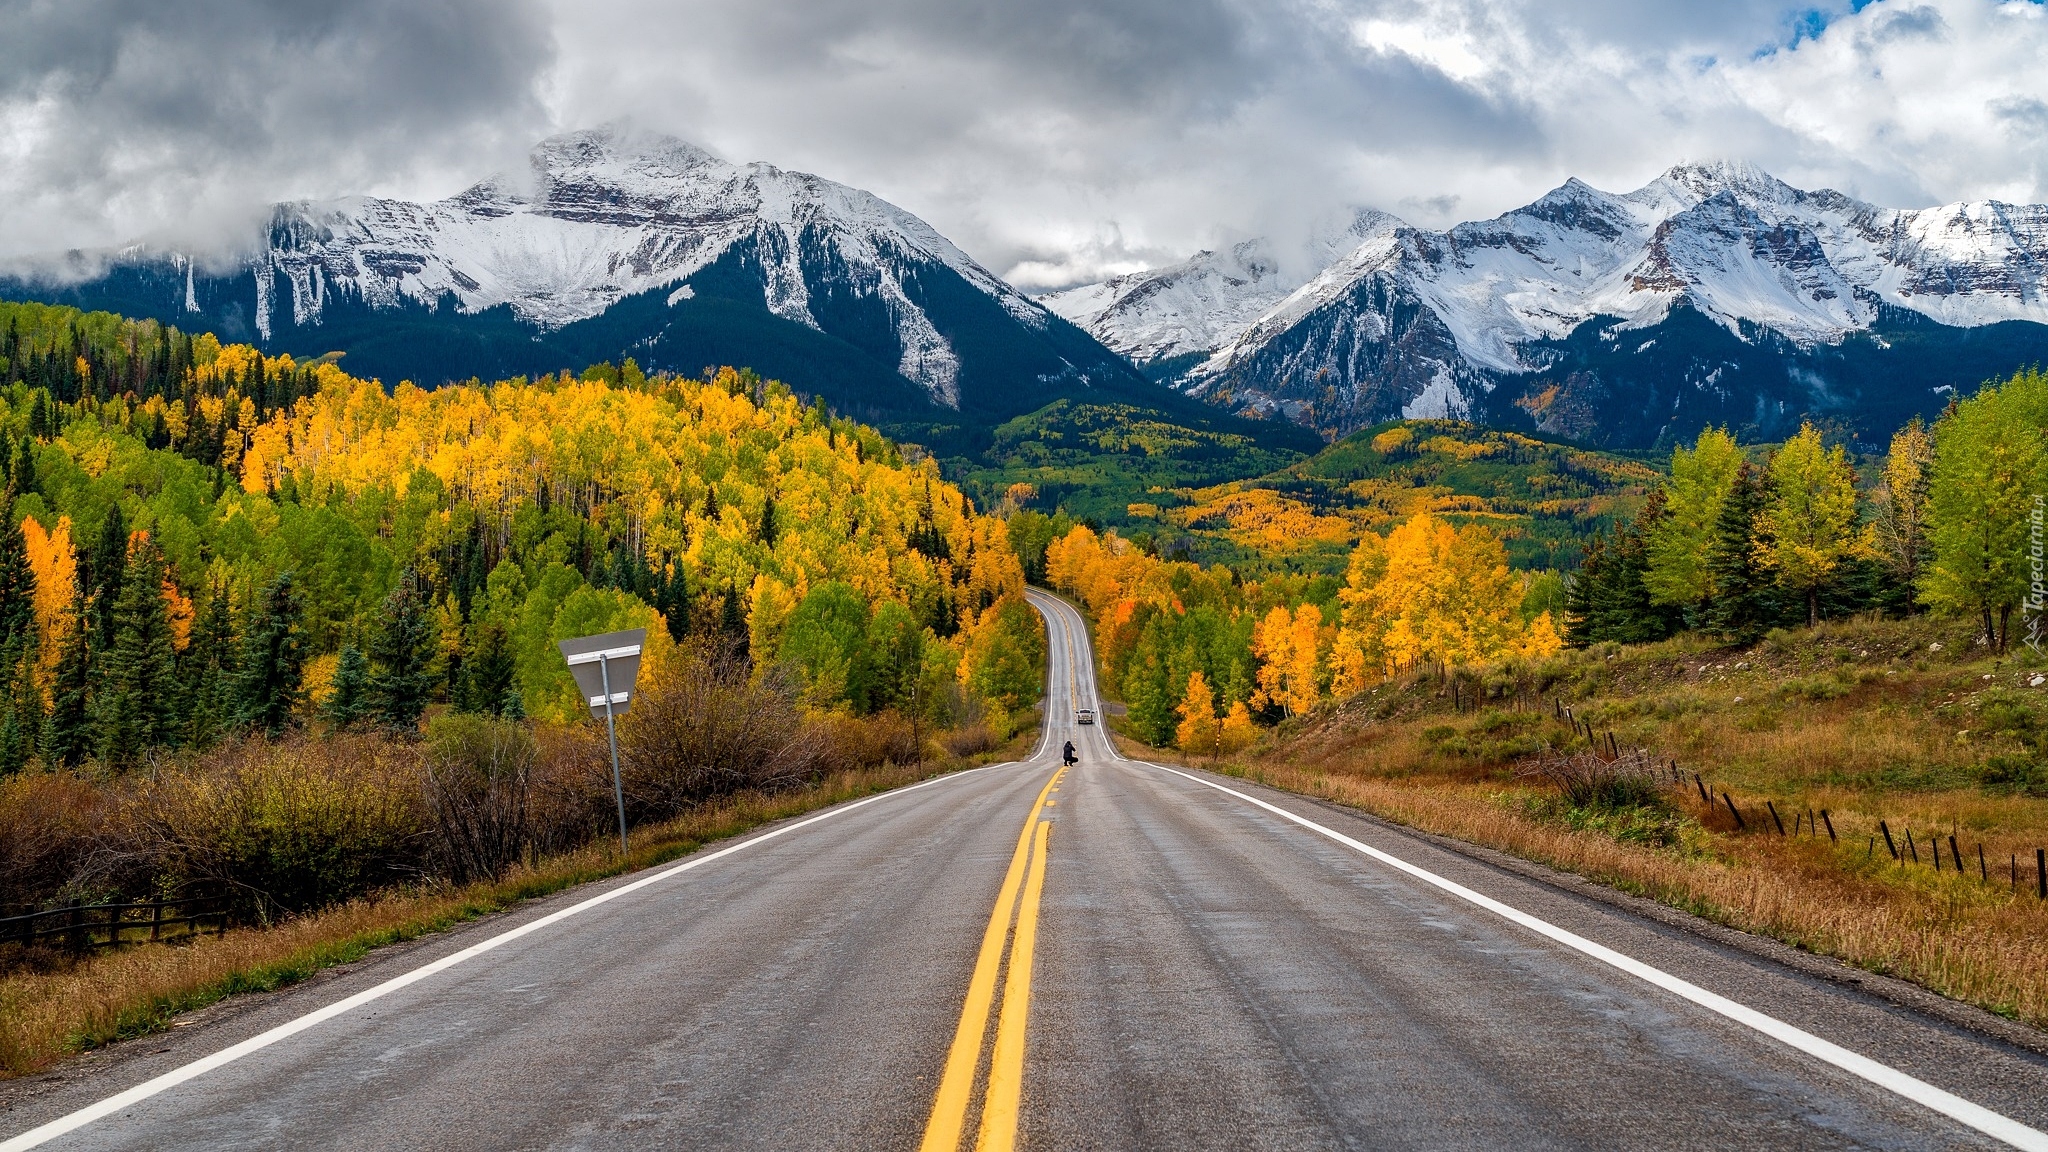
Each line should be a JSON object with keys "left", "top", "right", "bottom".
{"left": 2, "top": 0, "right": 2042, "bottom": 289}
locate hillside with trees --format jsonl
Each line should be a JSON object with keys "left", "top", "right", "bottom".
{"left": 0, "top": 299, "right": 1043, "bottom": 929}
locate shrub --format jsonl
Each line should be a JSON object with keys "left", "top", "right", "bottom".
{"left": 1981, "top": 755, "right": 2048, "bottom": 796}
{"left": 422, "top": 715, "right": 538, "bottom": 884}
{"left": 131, "top": 736, "right": 427, "bottom": 923}
{"left": 613, "top": 640, "right": 830, "bottom": 820}
{"left": 941, "top": 723, "right": 999, "bottom": 758}
{"left": 0, "top": 771, "right": 125, "bottom": 915}
{"left": 818, "top": 710, "right": 925, "bottom": 772}
{"left": 1519, "top": 748, "right": 1668, "bottom": 810}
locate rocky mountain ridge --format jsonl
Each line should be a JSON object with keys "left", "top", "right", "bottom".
{"left": 7, "top": 130, "right": 1140, "bottom": 423}
{"left": 1046, "top": 162, "right": 2048, "bottom": 445}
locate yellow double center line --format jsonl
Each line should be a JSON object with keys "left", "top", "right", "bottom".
{"left": 920, "top": 765, "right": 1064, "bottom": 1152}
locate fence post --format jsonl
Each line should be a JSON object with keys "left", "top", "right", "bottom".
{"left": 1722, "top": 793, "right": 1747, "bottom": 831}
{"left": 1821, "top": 810, "right": 1836, "bottom": 844}
{"left": 68, "top": 905, "right": 84, "bottom": 954}
{"left": 1766, "top": 801, "right": 1786, "bottom": 836}
{"left": 2038, "top": 849, "right": 2045, "bottom": 900}
{"left": 1879, "top": 821, "right": 1898, "bottom": 859}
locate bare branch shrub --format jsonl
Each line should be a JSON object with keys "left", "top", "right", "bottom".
{"left": 941, "top": 723, "right": 998, "bottom": 758}
{"left": 614, "top": 640, "right": 832, "bottom": 820}
{"left": 421, "top": 715, "right": 537, "bottom": 885}
{"left": 0, "top": 771, "right": 130, "bottom": 915}
{"left": 1518, "top": 747, "right": 1667, "bottom": 809}
{"left": 817, "top": 710, "right": 923, "bottom": 772}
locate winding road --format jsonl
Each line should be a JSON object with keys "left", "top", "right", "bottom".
{"left": 4, "top": 588, "right": 2048, "bottom": 1150}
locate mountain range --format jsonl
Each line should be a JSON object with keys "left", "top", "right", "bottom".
{"left": 1043, "top": 161, "right": 2048, "bottom": 447}
{"left": 8, "top": 141, "right": 2048, "bottom": 454}
{"left": 0, "top": 130, "right": 1160, "bottom": 441}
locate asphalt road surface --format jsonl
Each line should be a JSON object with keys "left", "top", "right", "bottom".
{"left": 5, "top": 588, "right": 2048, "bottom": 1151}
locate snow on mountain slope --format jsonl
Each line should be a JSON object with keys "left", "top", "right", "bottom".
{"left": 20, "top": 129, "right": 1112, "bottom": 412}
{"left": 1037, "top": 209, "right": 1399, "bottom": 367}
{"left": 1122, "top": 160, "right": 2048, "bottom": 439}
{"left": 249, "top": 130, "right": 1069, "bottom": 407}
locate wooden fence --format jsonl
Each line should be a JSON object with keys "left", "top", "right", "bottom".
{"left": 0, "top": 895, "right": 229, "bottom": 956}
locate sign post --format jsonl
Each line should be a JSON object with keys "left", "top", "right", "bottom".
{"left": 557, "top": 628, "right": 646, "bottom": 856}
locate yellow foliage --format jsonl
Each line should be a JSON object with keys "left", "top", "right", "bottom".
{"left": 1370, "top": 426, "right": 1413, "bottom": 454}
{"left": 1175, "top": 669, "right": 1221, "bottom": 756}
{"left": 1252, "top": 604, "right": 1325, "bottom": 717}
{"left": 1218, "top": 700, "right": 1256, "bottom": 754}
{"left": 1335, "top": 513, "right": 1541, "bottom": 681}
{"left": 1166, "top": 487, "right": 1351, "bottom": 554}
{"left": 162, "top": 579, "right": 194, "bottom": 653}
{"left": 226, "top": 363, "right": 1018, "bottom": 657}
{"left": 21, "top": 514, "right": 75, "bottom": 688}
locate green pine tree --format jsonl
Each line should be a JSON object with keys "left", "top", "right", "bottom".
{"left": 97, "top": 535, "right": 179, "bottom": 768}
{"left": 0, "top": 501, "right": 34, "bottom": 651}
{"left": 455, "top": 621, "right": 515, "bottom": 716}
{"left": 182, "top": 581, "right": 239, "bottom": 748}
{"left": 0, "top": 641, "right": 43, "bottom": 776}
{"left": 324, "top": 644, "right": 371, "bottom": 728}
{"left": 366, "top": 568, "right": 437, "bottom": 732}
{"left": 87, "top": 505, "right": 127, "bottom": 654}
{"left": 234, "top": 572, "right": 307, "bottom": 736}
{"left": 1569, "top": 495, "right": 1682, "bottom": 645}
{"left": 1703, "top": 460, "right": 1784, "bottom": 643}
{"left": 655, "top": 562, "right": 690, "bottom": 642}
{"left": 719, "top": 583, "right": 749, "bottom": 660}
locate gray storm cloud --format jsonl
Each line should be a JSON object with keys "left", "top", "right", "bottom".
{"left": 3, "top": 0, "right": 2045, "bottom": 290}
{"left": 0, "top": 0, "right": 554, "bottom": 261}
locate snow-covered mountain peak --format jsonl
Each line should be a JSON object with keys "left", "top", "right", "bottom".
{"left": 1655, "top": 159, "right": 1798, "bottom": 204}
{"left": 1050, "top": 161, "right": 2048, "bottom": 438}
{"left": 194, "top": 129, "right": 1080, "bottom": 407}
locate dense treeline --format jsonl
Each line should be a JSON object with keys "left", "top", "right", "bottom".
{"left": 1033, "top": 505, "right": 1562, "bottom": 753}
{"left": 1568, "top": 368, "right": 2048, "bottom": 651}
{"left": 0, "top": 300, "right": 1041, "bottom": 782}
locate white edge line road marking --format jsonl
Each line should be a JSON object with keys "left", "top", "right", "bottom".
{"left": 0, "top": 761, "right": 1027, "bottom": 1152}
{"left": 1025, "top": 588, "right": 2048, "bottom": 1151}
{"left": 1126, "top": 758, "right": 2048, "bottom": 1152}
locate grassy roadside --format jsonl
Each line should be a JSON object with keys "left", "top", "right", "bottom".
{"left": 1114, "top": 616, "right": 2048, "bottom": 1031}
{"left": 0, "top": 743, "right": 1026, "bottom": 1080}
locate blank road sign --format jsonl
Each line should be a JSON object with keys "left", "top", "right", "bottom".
{"left": 557, "top": 628, "right": 647, "bottom": 718}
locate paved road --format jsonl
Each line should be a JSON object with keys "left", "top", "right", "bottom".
{"left": 5, "top": 589, "right": 2048, "bottom": 1150}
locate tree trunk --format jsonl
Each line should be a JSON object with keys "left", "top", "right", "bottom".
{"left": 1808, "top": 588, "right": 1819, "bottom": 629}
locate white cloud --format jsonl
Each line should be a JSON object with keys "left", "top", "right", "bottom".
{"left": 3, "top": 0, "right": 2045, "bottom": 291}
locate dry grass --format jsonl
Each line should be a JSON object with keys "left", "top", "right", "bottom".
{"left": 1177, "top": 614, "right": 2048, "bottom": 1030}
{"left": 0, "top": 752, "right": 1008, "bottom": 1079}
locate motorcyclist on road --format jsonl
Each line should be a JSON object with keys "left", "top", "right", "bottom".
{"left": 1062, "top": 740, "right": 1077, "bottom": 767}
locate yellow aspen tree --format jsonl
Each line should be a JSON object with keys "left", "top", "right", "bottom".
{"left": 1759, "top": 422, "right": 1861, "bottom": 627}
{"left": 1218, "top": 700, "right": 1257, "bottom": 754}
{"left": 161, "top": 579, "right": 195, "bottom": 652}
{"left": 1175, "top": 669, "right": 1221, "bottom": 757}
{"left": 1251, "top": 605, "right": 1296, "bottom": 714}
{"left": 22, "top": 515, "right": 75, "bottom": 680}
{"left": 1869, "top": 417, "right": 1933, "bottom": 586}
{"left": 1286, "top": 603, "right": 1324, "bottom": 715}
{"left": 1519, "top": 610, "right": 1564, "bottom": 659}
